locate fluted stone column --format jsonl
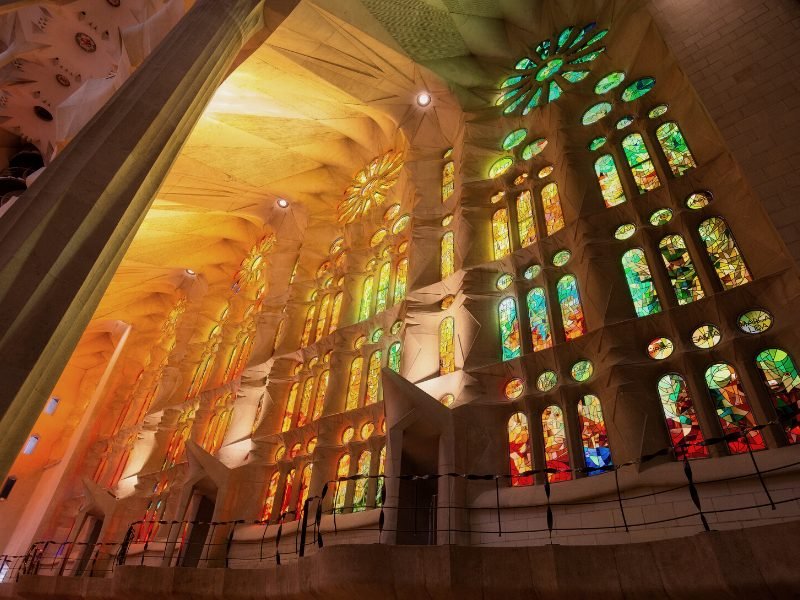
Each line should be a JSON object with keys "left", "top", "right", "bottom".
{"left": 0, "top": 0, "right": 282, "bottom": 480}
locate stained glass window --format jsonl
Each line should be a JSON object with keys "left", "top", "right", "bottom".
{"left": 522, "top": 138, "right": 548, "bottom": 159}
{"left": 557, "top": 275, "right": 587, "bottom": 340}
{"left": 505, "top": 378, "right": 524, "bottom": 399}
{"left": 527, "top": 288, "right": 552, "bottom": 352}
{"left": 649, "top": 104, "right": 669, "bottom": 119}
{"left": 301, "top": 305, "right": 316, "bottom": 347}
{"left": 314, "top": 294, "right": 330, "bottom": 342}
{"left": 503, "top": 129, "right": 527, "bottom": 150}
{"left": 755, "top": 348, "right": 800, "bottom": 444}
{"left": 492, "top": 209, "right": 512, "bottom": 259}
{"left": 541, "top": 183, "right": 565, "bottom": 236}
{"left": 312, "top": 370, "right": 329, "bottom": 421}
{"left": 542, "top": 405, "right": 571, "bottom": 482}
{"left": 333, "top": 455, "right": 350, "bottom": 513}
{"left": 658, "top": 234, "right": 704, "bottom": 305}
{"left": 595, "top": 71, "right": 625, "bottom": 94}
{"left": 497, "top": 274, "right": 514, "bottom": 290}
{"left": 656, "top": 122, "right": 696, "bottom": 176}
{"left": 490, "top": 158, "right": 513, "bottom": 178}
{"left": 571, "top": 360, "right": 593, "bottom": 382}
{"left": 376, "top": 446, "right": 386, "bottom": 507}
{"left": 279, "top": 468, "right": 295, "bottom": 519}
{"left": 442, "top": 158, "right": 455, "bottom": 202}
{"left": 537, "top": 370, "right": 558, "bottom": 392}
{"left": 647, "top": 337, "right": 674, "bottom": 360}
{"left": 394, "top": 258, "right": 408, "bottom": 304}
{"left": 439, "top": 317, "right": 456, "bottom": 375}
{"left": 578, "top": 395, "right": 613, "bottom": 473}
{"left": 649, "top": 208, "right": 673, "bottom": 226}
{"left": 328, "top": 292, "right": 344, "bottom": 335}
{"left": 622, "top": 133, "right": 661, "bottom": 193}
{"left": 352, "top": 451, "right": 371, "bottom": 512}
{"left": 441, "top": 231, "right": 455, "bottom": 280}
{"left": 582, "top": 102, "right": 612, "bottom": 125}
{"left": 686, "top": 191, "right": 712, "bottom": 210}
{"left": 282, "top": 383, "right": 299, "bottom": 432}
{"left": 261, "top": 471, "right": 280, "bottom": 522}
{"left": 516, "top": 191, "right": 537, "bottom": 247}
{"left": 589, "top": 136, "right": 607, "bottom": 151}
{"left": 365, "top": 350, "right": 382, "bottom": 405}
{"left": 704, "top": 363, "right": 766, "bottom": 453}
{"left": 499, "top": 297, "right": 522, "bottom": 361}
{"left": 594, "top": 154, "right": 627, "bottom": 207}
{"left": 295, "top": 464, "right": 312, "bottom": 520}
{"left": 691, "top": 324, "right": 721, "bottom": 349}
{"left": 388, "top": 341, "right": 401, "bottom": 373}
{"left": 738, "top": 310, "right": 773, "bottom": 334}
{"left": 376, "top": 262, "right": 391, "bottom": 313}
{"left": 698, "top": 217, "right": 752, "bottom": 289}
{"left": 345, "top": 357, "right": 364, "bottom": 411}
{"left": 524, "top": 265, "right": 542, "bottom": 280}
{"left": 657, "top": 374, "right": 708, "bottom": 460}
{"left": 621, "top": 76, "right": 656, "bottom": 102}
{"left": 552, "top": 249, "right": 571, "bottom": 267}
{"left": 622, "top": 249, "right": 661, "bottom": 317}
{"left": 359, "top": 276, "right": 374, "bottom": 321}
{"left": 296, "top": 377, "right": 315, "bottom": 428}
{"left": 508, "top": 412, "right": 533, "bottom": 486}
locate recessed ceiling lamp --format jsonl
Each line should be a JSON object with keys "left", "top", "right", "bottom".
{"left": 416, "top": 92, "right": 432, "bottom": 107}
{"left": 184, "top": 268, "right": 196, "bottom": 276}
{"left": 277, "top": 198, "right": 289, "bottom": 208}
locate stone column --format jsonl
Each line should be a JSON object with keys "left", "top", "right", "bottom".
{"left": 0, "top": 0, "right": 281, "bottom": 481}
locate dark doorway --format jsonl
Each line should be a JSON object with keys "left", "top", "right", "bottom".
{"left": 180, "top": 495, "right": 215, "bottom": 567}
{"left": 72, "top": 516, "right": 103, "bottom": 576}
{"left": 397, "top": 431, "right": 439, "bottom": 545}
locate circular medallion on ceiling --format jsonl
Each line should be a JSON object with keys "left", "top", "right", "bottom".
{"left": 55, "top": 74, "right": 71, "bottom": 87}
{"left": 75, "top": 32, "right": 97, "bottom": 53}
{"left": 106, "top": 0, "right": 121, "bottom": 6}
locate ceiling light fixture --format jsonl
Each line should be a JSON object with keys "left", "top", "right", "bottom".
{"left": 277, "top": 198, "right": 289, "bottom": 208}
{"left": 185, "top": 268, "right": 196, "bottom": 276}
{"left": 416, "top": 92, "right": 432, "bottom": 107}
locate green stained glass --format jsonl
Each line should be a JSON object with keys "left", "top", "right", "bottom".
{"left": 364, "top": 350, "right": 382, "bottom": 405}
{"left": 656, "top": 122, "right": 696, "bottom": 176}
{"left": 489, "top": 157, "right": 514, "bottom": 178}
{"left": 616, "top": 115, "right": 634, "bottom": 130}
{"left": 754, "top": 348, "right": 800, "bottom": 443}
{"left": 621, "top": 77, "right": 656, "bottom": 102}
{"left": 614, "top": 224, "right": 636, "bottom": 240}
{"left": 594, "top": 154, "right": 626, "bottom": 207}
{"left": 583, "top": 29, "right": 608, "bottom": 47}
{"left": 504, "top": 90, "right": 531, "bottom": 114}
{"left": 557, "top": 26, "right": 573, "bottom": 50}
{"left": 548, "top": 81, "right": 563, "bottom": 102}
{"left": 552, "top": 249, "right": 571, "bottom": 267}
{"left": 522, "top": 138, "right": 548, "bottom": 159}
{"left": 516, "top": 190, "right": 537, "bottom": 247}
{"left": 650, "top": 208, "right": 673, "bottom": 226}
{"left": 501, "top": 75, "right": 523, "bottom": 88}
{"left": 390, "top": 320, "right": 403, "bottom": 335}
{"left": 539, "top": 166, "right": 553, "bottom": 179}
{"left": 536, "top": 39, "right": 551, "bottom": 60}
{"left": 595, "top": 71, "right": 625, "bottom": 94}
{"left": 524, "top": 265, "right": 542, "bottom": 280}
{"left": 588, "top": 136, "right": 607, "bottom": 151}
{"left": 394, "top": 257, "right": 408, "bottom": 304}
{"left": 497, "top": 273, "right": 514, "bottom": 290}
{"left": 537, "top": 370, "right": 558, "bottom": 392}
{"left": 570, "top": 48, "right": 605, "bottom": 64}
{"left": 371, "top": 328, "right": 384, "bottom": 343}
{"left": 571, "top": 360, "right": 593, "bottom": 382}
{"left": 622, "top": 134, "right": 661, "bottom": 193}
{"left": 375, "top": 262, "right": 391, "bottom": 313}
{"left": 582, "top": 102, "right": 612, "bottom": 125}
{"left": 569, "top": 22, "right": 597, "bottom": 49}
{"left": 496, "top": 87, "right": 522, "bottom": 106}
{"left": 492, "top": 209, "right": 512, "bottom": 260}
{"left": 648, "top": 104, "right": 669, "bottom": 119}
{"left": 704, "top": 363, "right": 766, "bottom": 453}
{"left": 686, "top": 191, "right": 712, "bottom": 210}
{"left": 691, "top": 324, "right": 721, "bottom": 349}
{"left": 503, "top": 129, "right": 528, "bottom": 150}
{"left": 358, "top": 276, "right": 373, "bottom": 321}
{"left": 738, "top": 310, "right": 773, "bottom": 334}
{"left": 562, "top": 70, "right": 590, "bottom": 83}
{"left": 499, "top": 297, "right": 522, "bottom": 361}
{"left": 522, "top": 88, "right": 543, "bottom": 115}
{"left": 647, "top": 337, "right": 674, "bottom": 360}
{"left": 345, "top": 357, "right": 363, "bottom": 411}
{"left": 622, "top": 248, "right": 661, "bottom": 317}
{"left": 659, "top": 234, "right": 704, "bottom": 304}
{"left": 527, "top": 287, "right": 552, "bottom": 352}
{"left": 536, "top": 59, "right": 563, "bottom": 81}
{"left": 698, "top": 217, "right": 751, "bottom": 289}
{"left": 515, "top": 57, "right": 535, "bottom": 70}
{"left": 388, "top": 341, "right": 401, "bottom": 373}
{"left": 557, "top": 274, "right": 587, "bottom": 340}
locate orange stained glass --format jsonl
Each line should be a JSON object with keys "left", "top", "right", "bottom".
{"left": 328, "top": 292, "right": 344, "bottom": 335}
{"left": 346, "top": 357, "right": 364, "bottom": 411}
{"left": 541, "top": 183, "right": 565, "bottom": 236}
{"left": 279, "top": 469, "right": 295, "bottom": 519}
{"left": 312, "top": 370, "right": 329, "bottom": 420}
{"left": 315, "top": 294, "right": 331, "bottom": 342}
{"left": 542, "top": 405, "right": 571, "bottom": 482}
{"left": 273, "top": 318, "right": 285, "bottom": 351}
{"left": 295, "top": 464, "right": 313, "bottom": 520}
{"left": 282, "top": 382, "right": 300, "bottom": 432}
{"left": 439, "top": 316, "right": 456, "bottom": 375}
{"left": 300, "top": 304, "right": 316, "bottom": 347}
{"left": 516, "top": 190, "right": 537, "bottom": 247}
{"left": 365, "top": 350, "right": 383, "bottom": 405}
{"left": 261, "top": 471, "right": 280, "bottom": 522}
{"left": 296, "top": 377, "right": 315, "bottom": 428}
{"left": 508, "top": 412, "right": 533, "bottom": 486}
{"left": 333, "top": 454, "right": 351, "bottom": 512}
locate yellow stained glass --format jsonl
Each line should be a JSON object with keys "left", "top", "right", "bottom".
{"left": 441, "top": 231, "right": 455, "bottom": 279}
{"left": 333, "top": 455, "right": 350, "bottom": 513}
{"left": 365, "top": 350, "right": 382, "bottom": 405}
{"left": 346, "top": 357, "right": 364, "bottom": 411}
{"left": 439, "top": 316, "right": 456, "bottom": 375}
{"left": 300, "top": 304, "right": 316, "bottom": 347}
{"left": 328, "top": 292, "right": 344, "bottom": 335}
{"left": 312, "top": 370, "right": 329, "bottom": 420}
{"left": 541, "top": 183, "right": 565, "bottom": 236}
{"left": 282, "top": 383, "right": 299, "bottom": 432}
{"left": 516, "top": 191, "right": 537, "bottom": 247}
{"left": 314, "top": 294, "right": 330, "bottom": 342}
{"left": 394, "top": 258, "right": 408, "bottom": 304}
{"left": 492, "top": 208, "right": 512, "bottom": 259}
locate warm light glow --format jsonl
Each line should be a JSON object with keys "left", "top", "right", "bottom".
{"left": 416, "top": 92, "right": 432, "bottom": 107}
{"left": 277, "top": 198, "right": 289, "bottom": 208}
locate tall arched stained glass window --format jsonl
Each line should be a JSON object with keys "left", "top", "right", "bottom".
{"left": 656, "top": 121, "right": 696, "bottom": 176}
{"left": 557, "top": 275, "right": 587, "bottom": 341}
{"left": 359, "top": 276, "right": 374, "bottom": 321}
{"left": 333, "top": 455, "right": 350, "bottom": 513}
{"left": 577, "top": 395, "right": 613, "bottom": 474}
{"left": 442, "top": 160, "right": 455, "bottom": 202}
{"left": 441, "top": 231, "right": 455, "bottom": 280}
{"left": 295, "top": 464, "right": 313, "bottom": 520}
{"left": 541, "top": 183, "right": 565, "bottom": 236}
{"left": 314, "top": 294, "right": 331, "bottom": 342}
{"left": 345, "top": 357, "right": 364, "bottom": 411}
{"left": 622, "top": 133, "right": 661, "bottom": 193}
{"left": 394, "top": 258, "right": 408, "bottom": 304}
{"left": 541, "top": 405, "right": 571, "bottom": 482}
{"left": 526, "top": 287, "right": 552, "bottom": 352}
{"left": 508, "top": 412, "right": 533, "bottom": 486}
{"left": 312, "top": 370, "right": 329, "bottom": 421}
{"left": 516, "top": 191, "right": 537, "bottom": 247}
{"left": 594, "top": 154, "right": 627, "bottom": 207}
{"left": 439, "top": 316, "right": 456, "bottom": 375}
{"left": 261, "top": 471, "right": 280, "bottom": 522}
{"left": 704, "top": 363, "right": 766, "bottom": 454}
{"left": 282, "top": 382, "right": 299, "bottom": 432}
{"left": 658, "top": 234, "right": 704, "bottom": 305}
{"left": 375, "top": 262, "right": 392, "bottom": 313}
{"left": 300, "top": 305, "right": 316, "bottom": 347}
{"left": 622, "top": 249, "right": 661, "bottom": 317}
{"left": 376, "top": 446, "right": 386, "bottom": 506}
{"left": 388, "top": 341, "right": 401, "bottom": 373}
{"left": 296, "top": 377, "right": 315, "bottom": 428}
{"left": 698, "top": 217, "right": 752, "bottom": 289}
{"left": 279, "top": 468, "right": 295, "bottom": 519}
{"left": 328, "top": 292, "right": 344, "bottom": 335}
{"left": 657, "top": 373, "right": 708, "bottom": 460}
{"left": 492, "top": 208, "right": 512, "bottom": 259}
{"left": 499, "top": 297, "right": 522, "bottom": 361}
{"left": 352, "top": 450, "right": 371, "bottom": 512}
{"left": 365, "top": 350, "right": 382, "bottom": 405}
{"left": 755, "top": 348, "right": 800, "bottom": 444}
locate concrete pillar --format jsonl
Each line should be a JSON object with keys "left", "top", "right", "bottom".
{"left": 0, "top": 0, "right": 276, "bottom": 481}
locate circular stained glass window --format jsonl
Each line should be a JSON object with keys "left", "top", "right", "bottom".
{"left": 514, "top": 173, "right": 529, "bottom": 185}
{"left": 538, "top": 165, "right": 554, "bottom": 179}
{"left": 442, "top": 214, "right": 454, "bottom": 227}
{"left": 505, "top": 378, "right": 525, "bottom": 399}
{"left": 595, "top": 71, "right": 626, "bottom": 94}
{"left": 497, "top": 273, "right": 514, "bottom": 290}
{"left": 649, "top": 208, "right": 673, "bottom": 226}
{"left": 616, "top": 115, "right": 634, "bottom": 130}
{"left": 536, "top": 370, "right": 558, "bottom": 392}
{"left": 489, "top": 157, "right": 514, "bottom": 178}
{"left": 622, "top": 77, "right": 656, "bottom": 102}
{"left": 371, "top": 328, "right": 384, "bottom": 343}
{"left": 582, "top": 102, "right": 613, "bottom": 125}
{"left": 647, "top": 337, "right": 674, "bottom": 360}
{"left": 686, "top": 191, "right": 712, "bottom": 210}
{"left": 330, "top": 237, "right": 344, "bottom": 255}
{"left": 440, "top": 393, "right": 455, "bottom": 407}
{"left": 692, "top": 324, "right": 722, "bottom": 349}
{"left": 307, "top": 437, "right": 318, "bottom": 453}
{"left": 648, "top": 104, "right": 669, "bottom": 119}
{"left": 614, "top": 223, "right": 636, "bottom": 240}
{"left": 441, "top": 295, "right": 455, "bottom": 309}
{"left": 275, "top": 446, "right": 286, "bottom": 461}
{"left": 571, "top": 360, "right": 594, "bottom": 382}
{"left": 342, "top": 427, "right": 355, "bottom": 444}
{"left": 370, "top": 228, "right": 388, "bottom": 247}
{"left": 384, "top": 204, "right": 400, "bottom": 221}
{"left": 354, "top": 336, "right": 367, "bottom": 350}
{"left": 503, "top": 128, "right": 528, "bottom": 150}
{"left": 392, "top": 215, "right": 410, "bottom": 234}
{"left": 737, "top": 310, "right": 773, "bottom": 334}
{"left": 391, "top": 320, "right": 403, "bottom": 335}
{"left": 588, "top": 136, "right": 607, "bottom": 151}
{"left": 361, "top": 422, "right": 374, "bottom": 439}
{"left": 524, "top": 264, "right": 542, "bottom": 280}
{"left": 522, "top": 138, "right": 548, "bottom": 160}
{"left": 491, "top": 191, "right": 505, "bottom": 204}
{"left": 552, "top": 249, "right": 572, "bottom": 267}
